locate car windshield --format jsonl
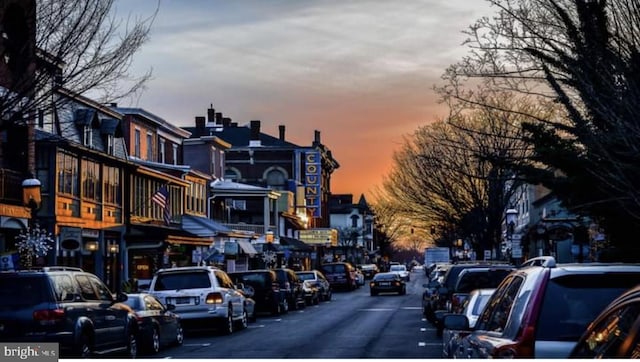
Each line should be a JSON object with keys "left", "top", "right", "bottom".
{"left": 154, "top": 271, "right": 212, "bottom": 290}
{"left": 390, "top": 265, "right": 406, "bottom": 272}
{"left": 536, "top": 273, "right": 640, "bottom": 341}
{"left": 123, "top": 296, "right": 141, "bottom": 310}
{"left": 455, "top": 269, "right": 513, "bottom": 293}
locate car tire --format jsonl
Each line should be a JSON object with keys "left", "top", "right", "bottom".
{"left": 175, "top": 323, "right": 184, "bottom": 346}
{"left": 149, "top": 327, "right": 160, "bottom": 354}
{"left": 125, "top": 331, "right": 138, "bottom": 358}
{"left": 221, "top": 308, "right": 234, "bottom": 335}
{"left": 239, "top": 309, "right": 249, "bottom": 330}
{"left": 76, "top": 333, "right": 92, "bottom": 358}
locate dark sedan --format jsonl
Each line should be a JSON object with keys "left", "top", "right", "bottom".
{"left": 370, "top": 272, "right": 406, "bottom": 296}
{"left": 121, "top": 293, "right": 184, "bottom": 355}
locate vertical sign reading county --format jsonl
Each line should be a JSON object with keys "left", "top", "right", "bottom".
{"left": 305, "top": 151, "right": 321, "bottom": 218}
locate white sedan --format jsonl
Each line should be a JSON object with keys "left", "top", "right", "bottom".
{"left": 389, "top": 264, "right": 410, "bottom": 281}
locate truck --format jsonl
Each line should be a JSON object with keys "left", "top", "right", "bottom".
{"left": 424, "top": 247, "right": 451, "bottom": 269}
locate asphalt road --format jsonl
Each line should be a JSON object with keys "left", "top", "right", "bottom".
{"left": 155, "top": 269, "right": 443, "bottom": 359}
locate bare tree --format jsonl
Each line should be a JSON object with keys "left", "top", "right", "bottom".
{"left": 1, "top": 0, "right": 156, "bottom": 129}
{"left": 443, "top": 0, "right": 640, "bottom": 247}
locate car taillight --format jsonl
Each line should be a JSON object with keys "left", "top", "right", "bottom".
{"left": 33, "top": 309, "right": 65, "bottom": 325}
{"left": 394, "top": 281, "right": 401, "bottom": 286}
{"left": 205, "top": 292, "right": 224, "bottom": 304}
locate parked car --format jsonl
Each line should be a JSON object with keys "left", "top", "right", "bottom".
{"left": 296, "top": 270, "right": 332, "bottom": 301}
{"left": 299, "top": 278, "right": 320, "bottom": 305}
{"left": 389, "top": 264, "right": 410, "bottom": 281}
{"left": 228, "top": 269, "right": 288, "bottom": 315}
{"left": 273, "top": 268, "right": 306, "bottom": 310}
{"left": 425, "top": 262, "right": 511, "bottom": 323}
{"left": 120, "top": 293, "right": 183, "bottom": 355}
{"left": 443, "top": 257, "right": 640, "bottom": 358}
{"left": 369, "top": 272, "right": 406, "bottom": 296}
{"left": 321, "top": 262, "right": 358, "bottom": 291}
{"left": 442, "top": 288, "right": 495, "bottom": 358}
{"left": 148, "top": 266, "right": 249, "bottom": 334}
{"left": 358, "top": 264, "right": 379, "bottom": 279}
{"left": 448, "top": 266, "right": 515, "bottom": 313}
{"left": 0, "top": 266, "right": 138, "bottom": 358}
{"left": 570, "top": 283, "right": 640, "bottom": 358}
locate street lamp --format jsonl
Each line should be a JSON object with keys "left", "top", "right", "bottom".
{"left": 505, "top": 208, "right": 518, "bottom": 261}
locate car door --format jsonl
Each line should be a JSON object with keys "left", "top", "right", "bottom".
{"left": 145, "top": 294, "right": 176, "bottom": 346}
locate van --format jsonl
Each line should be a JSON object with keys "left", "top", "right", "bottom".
{"left": 321, "top": 262, "right": 357, "bottom": 291}
{"left": 228, "top": 270, "right": 288, "bottom": 315}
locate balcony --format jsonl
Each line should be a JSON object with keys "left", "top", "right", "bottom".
{"left": 221, "top": 223, "right": 275, "bottom": 235}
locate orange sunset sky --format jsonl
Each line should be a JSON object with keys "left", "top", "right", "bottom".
{"left": 116, "top": 0, "right": 495, "bottom": 200}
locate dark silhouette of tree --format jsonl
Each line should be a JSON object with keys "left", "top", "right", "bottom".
{"left": 442, "top": 0, "right": 640, "bottom": 250}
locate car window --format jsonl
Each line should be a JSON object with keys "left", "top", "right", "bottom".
{"left": 154, "top": 271, "right": 212, "bottom": 290}
{"left": 455, "top": 269, "right": 513, "bottom": 293}
{"left": 75, "top": 274, "right": 99, "bottom": 300}
{"left": 215, "top": 270, "right": 234, "bottom": 289}
{"left": 88, "top": 275, "right": 113, "bottom": 302}
{"left": 233, "top": 273, "right": 269, "bottom": 288}
{"left": 571, "top": 302, "right": 640, "bottom": 358}
{"left": 124, "top": 296, "right": 141, "bottom": 310}
{"left": 0, "top": 276, "right": 47, "bottom": 307}
{"left": 477, "top": 275, "right": 523, "bottom": 333}
{"left": 51, "top": 274, "right": 77, "bottom": 301}
{"left": 297, "top": 272, "right": 314, "bottom": 281}
{"left": 536, "top": 274, "right": 640, "bottom": 341}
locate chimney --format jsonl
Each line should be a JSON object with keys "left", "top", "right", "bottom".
{"left": 249, "top": 120, "right": 261, "bottom": 147}
{"left": 222, "top": 117, "right": 231, "bottom": 127}
{"left": 313, "top": 130, "right": 321, "bottom": 145}
{"left": 215, "top": 112, "right": 223, "bottom": 125}
{"left": 279, "top": 125, "right": 285, "bottom": 141}
{"left": 207, "top": 104, "right": 215, "bottom": 124}
{"left": 195, "top": 116, "right": 205, "bottom": 129}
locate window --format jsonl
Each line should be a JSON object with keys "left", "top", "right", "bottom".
{"left": 81, "top": 159, "right": 101, "bottom": 201}
{"left": 146, "top": 132, "right": 153, "bottom": 161}
{"left": 134, "top": 129, "right": 141, "bottom": 158}
{"left": 106, "top": 134, "right": 114, "bottom": 155}
{"left": 159, "top": 139, "right": 166, "bottom": 163}
{"left": 172, "top": 144, "right": 178, "bottom": 165}
{"left": 103, "top": 166, "right": 120, "bottom": 204}
{"left": 75, "top": 275, "right": 98, "bottom": 300}
{"left": 265, "top": 169, "right": 286, "bottom": 190}
{"left": 57, "top": 152, "right": 79, "bottom": 196}
{"left": 351, "top": 215, "right": 359, "bottom": 228}
{"left": 83, "top": 125, "right": 93, "bottom": 147}
{"left": 476, "top": 275, "right": 523, "bottom": 333}
{"left": 225, "top": 168, "right": 240, "bottom": 182}
{"left": 89, "top": 275, "right": 113, "bottom": 302}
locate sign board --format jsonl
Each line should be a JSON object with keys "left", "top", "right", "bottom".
{"left": 299, "top": 228, "right": 337, "bottom": 246}
{"left": 511, "top": 247, "right": 523, "bottom": 258}
{"left": 304, "top": 151, "right": 322, "bottom": 218}
{"left": 484, "top": 250, "right": 492, "bottom": 260}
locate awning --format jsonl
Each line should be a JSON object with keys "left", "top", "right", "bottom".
{"left": 182, "top": 214, "right": 232, "bottom": 237}
{"left": 279, "top": 236, "right": 312, "bottom": 252}
{"left": 167, "top": 235, "right": 212, "bottom": 246}
{"left": 237, "top": 240, "right": 258, "bottom": 256}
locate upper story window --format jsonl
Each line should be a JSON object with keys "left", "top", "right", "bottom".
{"left": 83, "top": 126, "right": 93, "bottom": 147}
{"left": 103, "top": 165, "right": 120, "bottom": 205}
{"left": 146, "top": 133, "right": 153, "bottom": 161}
{"left": 57, "top": 152, "right": 79, "bottom": 196}
{"left": 134, "top": 129, "right": 141, "bottom": 158}
{"left": 351, "top": 214, "right": 359, "bottom": 228}
{"left": 160, "top": 139, "right": 166, "bottom": 163}
{"left": 224, "top": 168, "right": 240, "bottom": 182}
{"left": 265, "top": 169, "right": 286, "bottom": 190}
{"left": 172, "top": 144, "right": 178, "bottom": 165}
{"left": 81, "top": 158, "right": 101, "bottom": 201}
{"left": 106, "top": 134, "right": 114, "bottom": 155}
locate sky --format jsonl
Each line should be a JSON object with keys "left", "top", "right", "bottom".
{"left": 114, "top": 0, "right": 495, "bottom": 200}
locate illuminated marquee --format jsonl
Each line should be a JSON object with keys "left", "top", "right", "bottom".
{"left": 305, "top": 151, "right": 321, "bottom": 218}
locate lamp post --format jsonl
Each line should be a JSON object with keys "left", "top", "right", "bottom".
{"left": 505, "top": 208, "right": 518, "bottom": 262}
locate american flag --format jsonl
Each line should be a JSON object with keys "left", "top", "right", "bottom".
{"left": 152, "top": 186, "right": 171, "bottom": 225}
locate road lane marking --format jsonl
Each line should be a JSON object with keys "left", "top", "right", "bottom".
{"left": 401, "top": 306, "right": 422, "bottom": 310}
{"left": 183, "top": 343, "right": 211, "bottom": 347}
{"left": 418, "top": 342, "right": 442, "bottom": 347}
{"left": 358, "top": 308, "right": 394, "bottom": 312}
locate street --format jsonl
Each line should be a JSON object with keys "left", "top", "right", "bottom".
{"left": 154, "top": 270, "right": 442, "bottom": 359}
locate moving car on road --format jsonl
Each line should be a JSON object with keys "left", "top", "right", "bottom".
{"left": 370, "top": 272, "right": 406, "bottom": 296}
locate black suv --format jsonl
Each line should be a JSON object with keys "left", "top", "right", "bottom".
{"left": 0, "top": 266, "right": 138, "bottom": 358}
{"left": 272, "top": 268, "right": 306, "bottom": 310}
{"left": 228, "top": 269, "right": 288, "bottom": 315}
{"left": 321, "top": 262, "right": 357, "bottom": 291}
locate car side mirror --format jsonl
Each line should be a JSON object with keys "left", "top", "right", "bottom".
{"left": 165, "top": 303, "right": 176, "bottom": 311}
{"left": 115, "top": 292, "right": 128, "bottom": 303}
{"left": 443, "top": 313, "right": 470, "bottom": 330}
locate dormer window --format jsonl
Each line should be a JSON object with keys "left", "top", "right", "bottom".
{"left": 83, "top": 125, "right": 93, "bottom": 147}
{"left": 106, "top": 134, "right": 114, "bottom": 155}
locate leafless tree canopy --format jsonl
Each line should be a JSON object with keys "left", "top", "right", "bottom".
{"left": 1, "top": 0, "right": 156, "bottom": 128}
{"left": 441, "top": 0, "right": 640, "bottom": 245}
